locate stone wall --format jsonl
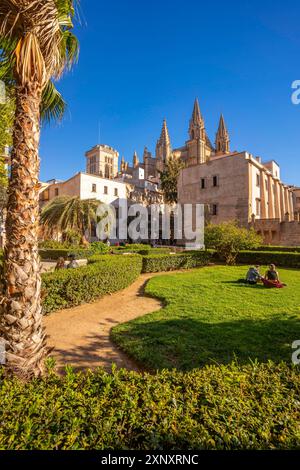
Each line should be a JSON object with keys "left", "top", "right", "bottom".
{"left": 254, "top": 218, "right": 300, "bottom": 246}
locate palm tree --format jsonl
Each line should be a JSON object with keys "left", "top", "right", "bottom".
{"left": 41, "top": 196, "right": 100, "bottom": 244}
{"left": 0, "top": 0, "right": 79, "bottom": 379}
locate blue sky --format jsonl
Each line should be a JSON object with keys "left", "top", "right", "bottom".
{"left": 40, "top": 0, "right": 300, "bottom": 185}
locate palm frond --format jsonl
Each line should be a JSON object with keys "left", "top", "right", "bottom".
{"left": 41, "top": 196, "right": 100, "bottom": 236}
{"left": 41, "top": 80, "right": 66, "bottom": 123}
{"left": 0, "top": 0, "right": 79, "bottom": 86}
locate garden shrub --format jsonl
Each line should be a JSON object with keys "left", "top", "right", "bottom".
{"left": 88, "top": 241, "right": 110, "bottom": 255}
{"left": 253, "top": 245, "right": 300, "bottom": 253}
{"left": 236, "top": 250, "right": 300, "bottom": 268}
{"left": 111, "top": 243, "right": 151, "bottom": 254}
{"left": 39, "top": 240, "right": 74, "bottom": 249}
{"left": 39, "top": 248, "right": 90, "bottom": 260}
{"left": 42, "top": 255, "right": 142, "bottom": 313}
{"left": 142, "top": 251, "right": 211, "bottom": 273}
{"left": 205, "top": 222, "right": 262, "bottom": 265}
{"left": 0, "top": 361, "right": 299, "bottom": 450}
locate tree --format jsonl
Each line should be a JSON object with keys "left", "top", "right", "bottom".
{"left": 205, "top": 221, "right": 262, "bottom": 265}
{"left": 159, "top": 157, "right": 184, "bottom": 204}
{"left": 0, "top": 0, "right": 79, "bottom": 379}
{"left": 41, "top": 196, "right": 100, "bottom": 244}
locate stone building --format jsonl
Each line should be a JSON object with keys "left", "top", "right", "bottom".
{"left": 119, "top": 99, "right": 228, "bottom": 181}
{"left": 292, "top": 187, "right": 300, "bottom": 218}
{"left": 39, "top": 172, "right": 127, "bottom": 209}
{"left": 174, "top": 100, "right": 299, "bottom": 246}
{"left": 85, "top": 144, "right": 119, "bottom": 179}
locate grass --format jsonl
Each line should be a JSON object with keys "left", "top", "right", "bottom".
{"left": 112, "top": 265, "right": 300, "bottom": 371}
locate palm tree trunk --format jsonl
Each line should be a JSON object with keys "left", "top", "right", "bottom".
{"left": 0, "top": 83, "right": 47, "bottom": 379}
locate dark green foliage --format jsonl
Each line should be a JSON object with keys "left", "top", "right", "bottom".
{"left": 253, "top": 245, "right": 300, "bottom": 253}
{"left": 89, "top": 241, "right": 110, "bottom": 254}
{"left": 0, "top": 362, "right": 299, "bottom": 449}
{"left": 142, "top": 251, "right": 211, "bottom": 273}
{"left": 159, "top": 156, "right": 185, "bottom": 204}
{"left": 39, "top": 240, "right": 77, "bottom": 249}
{"left": 39, "top": 248, "right": 90, "bottom": 260}
{"left": 236, "top": 250, "right": 300, "bottom": 268}
{"left": 205, "top": 222, "right": 262, "bottom": 264}
{"left": 42, "top": 255, "right": 142, "bottom": 313}
{"left": 111, "top": 243, "right": 151, "bottom": 254}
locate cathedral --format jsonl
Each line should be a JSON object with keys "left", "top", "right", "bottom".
{"left": 80, "top": 97, "right": 300, "bottom": 245}
{"left": 120, "top": 98, "right": 230, "bottom": 181}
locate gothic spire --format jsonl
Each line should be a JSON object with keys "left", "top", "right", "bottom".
{"left": 215, "top": 114, "right": 230, "bottom": 154}
{"left": 133, "top": 150, "right": 139, "bottom": 167}
{"left": 189, "top": 98, "right": 205, "bottom": 140}
{"left": 120, "top": 155, "right": 125, "bottom": 172}
{"left": 158, "top": 119, "right": 171, "bottom": 147}
{"left": 156, "top": 119, "right": 172, "bottom": 161}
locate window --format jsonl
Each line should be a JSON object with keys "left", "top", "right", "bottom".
{"left": 256, "top": 174, "right": 260, "bottom": 187}
{"left": 200, "top": 178, "right": 206, "bottom": 189}
{"left": 55, "top": 188, "right": 59, "bottom": 197}
{"left": 104, "top": 186, "right": 108, "bottom": 195}
{"left": 92, "top": 184, "right": 97, "bottom": 193}
{"left": 212, "top": 175, "right": 218, "bottom": 187}
{"left": 211, "top": 204, "right": 218, "bottom": 216}
{"left": 89, "top": 155, "right": 97, "bottom": 174}
{"left": 114, "top": 188, "right": 118, "bottom": 197}
{"left": 256, "top": 198, "right": 261, "bottom": 217}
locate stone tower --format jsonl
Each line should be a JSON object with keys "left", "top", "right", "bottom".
{"left": 133, "top": 150, "right": 139, "bottom": 168}
{"left": 155, "top": 119, "right": 172, "bottom": 175}
{"left": 186, "top": 99, "right": 208, "bottom": 165}
{"left": 120, "top": 155, "right": 126, "bottom": 172}
{"left": 215, "top": 114, "right": 230, "bottom": 154}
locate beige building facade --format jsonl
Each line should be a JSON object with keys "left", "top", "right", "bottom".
{"left": 40, "top": 172, "right": 127, "bottom": 208}
{"left": 85, "top": 144, "right": 119, "bottom": 179}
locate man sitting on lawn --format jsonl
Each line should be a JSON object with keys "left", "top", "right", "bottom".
{"left": 246, "top": 265, "right": 262, "bottom": 285}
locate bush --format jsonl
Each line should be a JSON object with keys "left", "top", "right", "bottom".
{"left": 39, "top": 240, "right": 73, "bottom": 249}
{"left": 112, "top": 243, "right": 151, "bottom": 254}
{"left": 253, "top": 245, "right": 300, "bottom": 253}
{"left": 0, "top": 362, "right": 299, "bottom": 449}
{"left": 39, "top": 248, "right": 90, "bottom": 260}
{"left": 113, "top": 247, "right": 172, "bottom": 256}
{"left": 88, "top": 241, "right": 110, "bottom": 255}
{"left": 42, "top": 255, "right": 142, "bottom": 313}
{"left": 205, "top": 222, "right": 262, "bottom": 265}
{"left": 142, "top": 251, "right": 211, "bottom": 273}
{"left": 236, "top": 250, "right": 300, "bottom": 268}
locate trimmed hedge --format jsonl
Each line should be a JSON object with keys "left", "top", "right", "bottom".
{"left": 254, "top": 245, "right": 300, "bottom": 253}
{"left": 39, "top": 248, "right": 90, "bottom": 260}
{"left": 42, "top": 255, "right": 142, "bottom": 314}
{"left": 0, "top": 361, "right": 299, "bottom": 450}
{"left": 236, "top": 250, "right": 300, "bottom": 268}
{"left": 142, "top": 251, "right": 211, "bottom": 273}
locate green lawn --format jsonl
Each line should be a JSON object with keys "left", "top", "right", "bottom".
{"left": 112, "top": 266, "right": 300, "bottom": 371}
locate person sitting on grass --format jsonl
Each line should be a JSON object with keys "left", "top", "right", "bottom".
{"left": 262, "top": 264, "right": 286, "bottom": 288}
{"left": 67, "top": 254, "right": 79, "bottom": 269}
{"left": 55, "top": 257, "right": 66, "bottom": 271}
{"left": 246, "top": 265, "right": 262, "bottom": 285}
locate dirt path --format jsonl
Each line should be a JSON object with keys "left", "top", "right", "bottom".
{"left": 43, "top": 273, "right": 163, "bottom": 373}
